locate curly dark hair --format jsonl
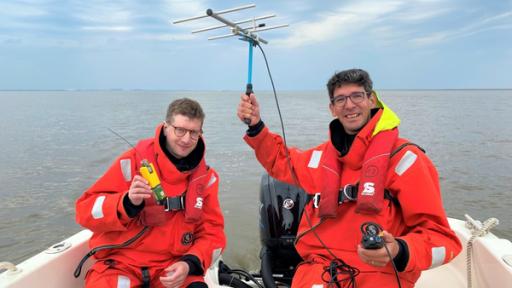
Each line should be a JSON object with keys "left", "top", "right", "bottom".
{"left": 326, "top": 68, "right": 373, "bottom": 100}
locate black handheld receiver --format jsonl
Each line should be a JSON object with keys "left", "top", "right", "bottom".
{"left": 360, "top": 222, "right": 385, "bottom": 249}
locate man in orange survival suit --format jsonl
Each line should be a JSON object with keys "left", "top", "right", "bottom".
{"left": 237, "top": 69, "right": 461, "bottom": 287}
{"left": 76, "top": 98, "right": 225, "bottom": 288}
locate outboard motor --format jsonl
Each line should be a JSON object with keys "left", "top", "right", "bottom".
{"left": 259, "top": 173, "right": 307, "bottom": 287}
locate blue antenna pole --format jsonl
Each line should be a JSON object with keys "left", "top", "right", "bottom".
{"left": 247, "top": 40, "right": 253, "bottom": 86}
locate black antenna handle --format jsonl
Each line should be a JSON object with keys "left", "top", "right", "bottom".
{"left": 243, "top": 83, "right": 253, "bottom": 125}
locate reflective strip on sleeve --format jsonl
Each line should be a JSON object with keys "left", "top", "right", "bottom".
{"left": 308, "top": 150, "right": 322, "bottom": 168}
{"left": 430, "top": 246, "right": 446, "bottom": 269}
{"left": 207, "top": 174, "right": 217, "bottom": 188}
{"left": 312, "top": 285, "right": 324, "bottom": 288}
{"left": 117, "top": 275, "right": 130, "bottom": 288}
{"left": 394, "top": 150, "right": 417, "bottom": 176}
{"left": 120, "top": 159, "right": 132, "bottom": 182}
{"left": 91, "top": 195, "right": 106, "bottom": 219}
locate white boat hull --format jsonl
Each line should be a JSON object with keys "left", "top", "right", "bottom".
{"left": 1, "top": 218, "right": 511, "bottom": 288}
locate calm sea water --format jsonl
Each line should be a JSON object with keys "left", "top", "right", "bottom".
{"left": 0, "top": 90, "right": 511, "bottom": 270}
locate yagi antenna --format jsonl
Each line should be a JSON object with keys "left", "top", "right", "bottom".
{"left": 172, "top": 4, "right": 288, "bottom": 124}
{"left": 172, "top": 4, "right": 288, "bottom": 45}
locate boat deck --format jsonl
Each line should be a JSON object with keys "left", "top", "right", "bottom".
{"left": 1, "top": 218, "right": 512, "bottom": 287}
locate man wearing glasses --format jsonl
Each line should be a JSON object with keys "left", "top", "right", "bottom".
{"left": 76, "top": 98, "right": 225, "bottom": 288}
{"left": 237, "top": 69, "right": 461, "bottom": 287}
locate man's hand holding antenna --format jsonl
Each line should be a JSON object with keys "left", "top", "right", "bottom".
{"left": 238, "top": 93, "right": 261, "bottom": 126}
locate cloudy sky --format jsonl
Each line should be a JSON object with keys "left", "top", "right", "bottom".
{"left": 0, "top": 0, "right": 510, "bottom": 90}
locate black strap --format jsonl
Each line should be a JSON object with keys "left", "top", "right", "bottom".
{"left": 390, "top": 142, "right": 425, "bottom": 158}
{"left": 164, "top": 195, "right": 185, "bottom": 211}
{"left": 339, "top": 184, "right": 359, "bottom": 203}
{"left": 307, "top": 184, "right": 399, "bottom": 208}
{"left": 141, "top": 267, "right": 150, "bottom": 288}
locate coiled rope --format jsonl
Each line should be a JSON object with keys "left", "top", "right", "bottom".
{"left": 0, "top": 261, "right": 19, "bottom": 273}
{"left": 464, "top": 214, "right": 499, "bottom": 288}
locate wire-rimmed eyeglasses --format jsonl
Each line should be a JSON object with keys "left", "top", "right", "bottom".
{"left": 169, "top": 124, "right": 202, "bottom": 140}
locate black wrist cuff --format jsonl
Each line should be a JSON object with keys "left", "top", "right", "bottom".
{"left": 393, "top": 238, "right": 409, "bottom": 272}
{"left": 181, "top": 254, "right": 204, "bottom": 276}
{"left": 247, "top": 120, "right": 265, "bottom": 137}
{"left": 123, "top": 194, "right": 145, "bottom": 218}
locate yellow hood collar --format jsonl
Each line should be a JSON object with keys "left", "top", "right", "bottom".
{"left": 373, "top": 90, "right": 400, "bottom": 136}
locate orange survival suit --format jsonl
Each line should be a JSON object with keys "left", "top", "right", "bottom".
{"left": 244, "top": 106, "right": 461, "bottom": 287}
{"left": 76, "top": 124, "right": 226, "bottom": 287}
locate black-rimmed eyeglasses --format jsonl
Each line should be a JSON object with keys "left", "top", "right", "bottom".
{"left": 331, "top": 91, "right": 369, "bottom": 107}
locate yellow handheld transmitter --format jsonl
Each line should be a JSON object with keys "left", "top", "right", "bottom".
{"left": 139, "top": 160, "right": 166, "bottom": 204}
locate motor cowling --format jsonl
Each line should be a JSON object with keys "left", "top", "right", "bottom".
{"left": 259, "top": 173, "right": 306, "bottom": 286}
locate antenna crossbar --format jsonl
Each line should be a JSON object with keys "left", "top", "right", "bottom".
{"left": 173, "top": 4, "right": 255, "bottom": 24}
{"left": 241, "top": 24, "right": 289, "bottom": 33}
{"left": 207, "top": 24, "right": 289, "bottom": 41}
{"left": 206, "top": 8, "right": 267, "bottom": 44}
{"left": 192, "top": 14, "right": 276, "bottom": 34}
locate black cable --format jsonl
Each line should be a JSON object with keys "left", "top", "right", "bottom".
{"left": 229, "top": 269, "right": 264, "bottom": 288}
{"left": 73, "top": 226, "right": 150, "bottom": 278}
{"left": 384, "top": 244, "right": 402, "bottom": 288}
{"left": 255, "top": 42, "right": 300, "bottom": 186}
{"left": 361, "top": 222, "right": 402, "bottom": 288}
{"left": 218, "top": 273, "right": 253, "bottom": 288}
{"left": 255, "top": 41, "right": 358, "bottom": 288}
{"left": 321, "top": 258, "right": 359, "bottom": 288}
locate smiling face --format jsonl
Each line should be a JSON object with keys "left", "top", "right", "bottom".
{"left": 163, "top": 114, "right": 202, "bottom": 159}
{"left": 329, "top": 83, "right": 376, "bottom": 135}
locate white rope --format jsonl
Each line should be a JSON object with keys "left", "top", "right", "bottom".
{"left": 464, "top": 215, "right": 499, "bottom": 288}
{"left": 0, "top": 261, "right": 19, "bottom": 273}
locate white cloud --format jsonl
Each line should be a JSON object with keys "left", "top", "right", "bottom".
{"left": 72, "top": 1, "right": 140, "bottom": 34}
{"left": 396, "top": 7, "right": 452, "bottom": 22}
{"left": 163, "top": 0, "right": 208, "bottom": 20}
{"left": 477, "top": 11, "right": 512, "bottom": 26}
{"left": 410, "top": 31, "right": 451, "bottom": 46}
{"left": 369, "top": 25, "right": 411, "bottom": 46}
{"left": 0, "top": 2, "right": 48, "bottom": 18}
{"left": 139, "top": 33, "right": 196, "bottom": 41}
{"left": 74, "top": 3, "right": 133, "bottom": 25}
{"left": 0, "top": 1, "right": 50, "bottom": 29}
{"left": 271, "top": 0, "right": 510, "bottom": 49}
{"left": 81, "top": 26, "right": 133, "bottom": 32}
{"left": 411, "top": 10, "right": 512, "bottom": 46}
{"left": 274, "top": 0, "right": 403, "bottom": 48}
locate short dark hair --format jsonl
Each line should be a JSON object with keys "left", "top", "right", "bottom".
{"left": 326, "top": 68, "right": 373, "bottom": 99}
{"left": 166, "top": 98, "right": 205, "bottom": 124}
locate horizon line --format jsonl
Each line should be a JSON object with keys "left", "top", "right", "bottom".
{"left": 1, "top": 88, "right": 511, "bottom": 92}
